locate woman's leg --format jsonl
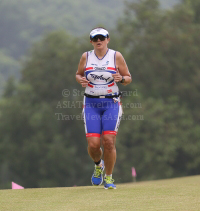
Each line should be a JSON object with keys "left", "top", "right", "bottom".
{"left": 102, "top": 134, "right": 116, "bottom": 175}
{"left": 87, "top": 136, "right": 102, "bottom": 162}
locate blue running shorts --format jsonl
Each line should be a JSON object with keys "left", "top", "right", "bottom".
{"left": 82, "top": 96, "right": 123, "bottom": 137}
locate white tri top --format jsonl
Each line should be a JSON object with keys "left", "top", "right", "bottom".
{"left": 84, "top": 49, "right": 119, "bottom": 96}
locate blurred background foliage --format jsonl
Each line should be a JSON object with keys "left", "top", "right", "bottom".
{"left": 1, "top": 0, "right": 200, "bottom": 189}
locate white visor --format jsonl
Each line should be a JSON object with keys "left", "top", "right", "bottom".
{"left": 90, "top": 28, "right": 109, "bottom": 38}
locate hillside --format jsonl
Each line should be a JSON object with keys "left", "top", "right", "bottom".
{"left": 0, "top": 0, "right": 180, "bottom": 94}
{"left": 0, "top": 0, "right": 125, "bottom": 94}
{"left": 0, "top": 175, "right": 199, "bottom": 211}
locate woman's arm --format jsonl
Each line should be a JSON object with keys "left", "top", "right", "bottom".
{"left": 112, "top": 51, "right": 132, "bottom": 86}
{"left": 76, "top": 52, "right": 89, "bottom": 87}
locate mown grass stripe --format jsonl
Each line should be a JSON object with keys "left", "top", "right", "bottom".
{"left": 0, "top": 175, "right": 199, "bottom": 211}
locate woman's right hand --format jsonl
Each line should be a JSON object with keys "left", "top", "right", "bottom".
{"left": 80, "top": 77, "right": 89, "bottom": 87}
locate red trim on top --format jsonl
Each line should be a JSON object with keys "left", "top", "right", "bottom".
{"left": 85, "top": 67, "right": 93, "bottom": 71}
{"left": 103, "top": 131, "right": 117, "bottom": 136}
{"left": 86, "top": 133, "right": 101, "bottom": 137}
{"left": 108, "top": 82, "right": 115, "bottom": 87}
{"left": 88, "top": 83, "right": 94, "bottom": 88}
{"left": 107, "top": 67, "right": 116, "bottom": 71}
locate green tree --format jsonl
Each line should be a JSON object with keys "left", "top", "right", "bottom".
{"left": 112, "top": 0, "right": 200, "bottom": 181}
{"left": 0, "top": 31, "right": 91, "bottom": 188}
{"left": 116, "top": 95, "right": 200, "bottom": 182}
{"left": 117, "top": 0, "right": 200, "bottom": 120}
{"left": 1, "top": 0, "right": 200, "bottom": 188}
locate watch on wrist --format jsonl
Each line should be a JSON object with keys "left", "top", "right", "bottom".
{"left": 120, "top": 76, "right": 125, "bottom": 83}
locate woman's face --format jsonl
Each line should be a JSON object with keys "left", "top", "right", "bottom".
{"left": 90, "top": 35, "right": 110, "bottom": 50}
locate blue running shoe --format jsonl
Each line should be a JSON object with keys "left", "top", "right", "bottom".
{"left": 104, "top": 176, "right": 116, "bottom": 189}
{"left": 91, "top": 160, "right": 104, "bottom": 186}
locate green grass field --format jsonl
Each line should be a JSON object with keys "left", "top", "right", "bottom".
{"left": 0, "top": 175, "right": 200, "bottom": 211}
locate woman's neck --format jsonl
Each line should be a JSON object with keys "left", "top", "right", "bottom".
{"left": 94, "top": 48, "right": 108, "bottom": 59}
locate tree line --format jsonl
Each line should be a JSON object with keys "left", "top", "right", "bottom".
{"left": 0, "top": 0, "right": 200, "bottom": 189}
{"left": 0, "top": 0, "right": 125, "bottom": 95}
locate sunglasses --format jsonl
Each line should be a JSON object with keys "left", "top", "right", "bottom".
{"left": 91, "top": 35, "right": 106, "bottom": 42}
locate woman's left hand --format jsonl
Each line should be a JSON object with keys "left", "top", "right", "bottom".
{"left": 112, "top": 72, "right": 123, "bottom": 83}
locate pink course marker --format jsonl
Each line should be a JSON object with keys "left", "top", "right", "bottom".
{"left": 132, "top": 167, "right": 137, "bottom": 177}
{"left": 12, "top": 182, "right": 24, "bottom": 189}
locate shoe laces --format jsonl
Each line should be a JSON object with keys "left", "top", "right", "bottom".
{"left": 104, "top": 176, "right": 114, "bottom": 184}
{"left": 94, "top": 166, "right": 103, "bottom": 178}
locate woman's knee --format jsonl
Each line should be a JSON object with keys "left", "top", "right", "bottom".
{"left": 102, "top": 135, "right": 116, "bottom": 151}
{"left": 87, "top": 137, "right": 101, "bottom": 151}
